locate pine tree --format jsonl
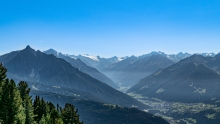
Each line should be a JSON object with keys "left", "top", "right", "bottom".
{"left": 0, "top": 79, "right": 25, "bottom": 123}
{"left": 34, "top": 97, "right": 64, "bottom": 124}
{"left": 0, "top": 79, "right": 10, "bottom": 123}
{"left": 0, "top": 63, "right": 7, "bottom": 101}
{"left": 40, "top": 98, "right": 47, "bottom": 119}
{"left": 46, "top": 102, "right": 63, "bottom": 124}
{"left": 18, "top": 81, "right": 36, "bottom": 124}
{"left": 33, "top": 95, "right": 41, "bottom": 123}
{"left": 61, "top": 103, "right": 83, "bottom": 124}
{"left": 47, "top": 102, "right": 58, "bottom": 123}
{"left": 0, "top": 63, "right": 7, "bottom": 83}
{"left": 0, "top": 63, "right": 6, "bottom": 123}
{"left": 39, "top": 113, "right": 50, "bottom": 124}
{"left": 33, "top": 96, "right": 47, "bottom": 123}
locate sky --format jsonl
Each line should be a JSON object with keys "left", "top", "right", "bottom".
{"left": 0, "top": 0, "right": 220, "bottom": 57}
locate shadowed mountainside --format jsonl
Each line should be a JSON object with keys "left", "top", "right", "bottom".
{"left": 44, "top": 49, "right": 119, "bottom": 89}
{"left": 30, "top": 90, "right": 169, "bottom": 124}
{"left": 0, "top": 46, "right": 148, "bottom": 110}
{"left": 128, "top": 55, "right": 220, "bottom": 103}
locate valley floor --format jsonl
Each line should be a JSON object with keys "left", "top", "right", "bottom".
{"left": 128, "top": 92, "right": 220, "bottom": 124}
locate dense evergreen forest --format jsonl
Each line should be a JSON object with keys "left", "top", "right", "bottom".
{"left": 0, "top": 63, "right": 83, "bottom": 124}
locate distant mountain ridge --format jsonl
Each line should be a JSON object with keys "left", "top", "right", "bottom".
{"left": 103, "top": 56, "right": 138, "bottom": 83}
{"left": 177, "top": 54, "right": 220, "bottom": 74}
{"left": 67, "top": 51, "right": 216, "bottom": 71}
{"left": 68, "top": 54, "right": 127, "bottom": 71}
{"left": 104, "top": 54, "right": 175, "bottom": 88}
{"left": 44, "top": 49, "right": 119, "bottom": 89}
{"left": 128, "top": 54, "right": 220, "bottom": 103}
{"left": 138, "top": 51, "right": 216, "bottom": 62}
{"left": 102, "top": 51, "right": 216, "bottom": 88}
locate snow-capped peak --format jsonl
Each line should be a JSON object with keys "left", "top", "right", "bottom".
{"left": 71, "top": 57, "right": 77, "bottom": 59}
{"left": 82, "top": 54, "right": 99, "bottom": 61}
{"left": 117, "top": 57, "right": 124, "bottom": 61}
{"left": 117, "top": 57, "right": 128, "bottom": 61}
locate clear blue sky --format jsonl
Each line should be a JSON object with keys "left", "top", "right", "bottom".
{"left": 1, "top": 0, "right": 220, "bottom": 57}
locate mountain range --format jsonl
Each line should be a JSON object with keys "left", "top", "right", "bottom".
{"left": 67, "top": 51, "right": 216, "bottom": 72}
{"left": 128, "top": 54, "right": 220, "bottom": 103}
{"left": 0, "top": 46, "right": 147, "bottom": 110}
{"left": 43, "top": 49, "right": 119, "bottom": 89}
{"left": 1, "top": 45, "right": 220, "bottom": 123}
{"left": 104, "top": 54, "right": 175, "bottom": 88}
{"left": 68, "top": 54, "right": 127, "bottom": 71}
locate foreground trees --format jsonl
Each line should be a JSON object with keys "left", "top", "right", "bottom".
{"left": 0, "top": 79, "right": 25, "bottom": 123}
{"left": 61, "top": 103, "right": 81, "bottom": 124}
{"left": 0, "top": 63, "right": 83, "bottom": 124}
